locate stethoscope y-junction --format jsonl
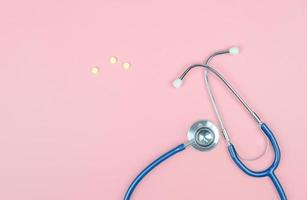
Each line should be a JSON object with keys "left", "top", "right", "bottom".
{"left": 124, "top": 47, "right": 287, "bottom": 200}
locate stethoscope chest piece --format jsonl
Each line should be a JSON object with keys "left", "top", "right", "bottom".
{"left": 187, "top": 120, "right": 219, "bottom": 151}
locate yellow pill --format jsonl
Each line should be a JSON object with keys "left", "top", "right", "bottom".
{"left": 122, "top": 62, "right": 131, "bottom": 70}
{"left": 91, "top": 66, "right": 99, "bottom": 75}
{"left": 109, "top": 56, "right": 118, "bottom": 64}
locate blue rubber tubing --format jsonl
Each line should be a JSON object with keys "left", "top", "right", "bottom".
{"left": 228, "top": 123, "right": 287, "bottom": 200}
{"left": 123, "top": 144, "right": 186, "bottom": 200}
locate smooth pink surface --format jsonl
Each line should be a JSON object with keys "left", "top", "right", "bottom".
{"left": 1, "top": 0, "right": 307, "bottom": 199}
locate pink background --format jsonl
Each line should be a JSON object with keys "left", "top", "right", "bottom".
{"left": 1, "top": 0, "right": 307, "bottom": 199}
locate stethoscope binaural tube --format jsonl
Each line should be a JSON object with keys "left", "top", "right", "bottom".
{"left": 203, "top": 47, "right": 269, "bottom": 161}
{"left": 174, "top": 63, "right": 287, "bottom": 199}
{"left": 173, "top": 63, "right": 262, "bottom": 125}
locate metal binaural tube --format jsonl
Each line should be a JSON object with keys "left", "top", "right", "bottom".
{"left": 205, "top": 50, "right": 229, "bottom": 64}
{"left": 203, "top": 48, "right": 269, "bottom": 161}
{"left": 204, "top": 49, "right": 231, "bottom": 144}
{"left": 178, "top": 64, "right": 261, "bottom": 125}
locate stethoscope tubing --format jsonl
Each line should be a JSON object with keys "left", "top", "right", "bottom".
{"left": 123, "top": 144, "right": 186, "bottom": 200}
{"left": 228, "top": 123, "right": 287, "bottom": 200}
{"left": 124, "top": 125, "right": 287, "bottom": 200}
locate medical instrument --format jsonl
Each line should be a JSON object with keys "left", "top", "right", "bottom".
{"left": 123, "top": 48, "right": 287, "bottom": 200}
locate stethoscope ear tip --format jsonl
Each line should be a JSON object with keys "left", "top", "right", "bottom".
{"left": 229, "top": 47, "right": 240, "bottom": 55}
{"left": 172, "top": 78, "right": 183, "bottom": 89}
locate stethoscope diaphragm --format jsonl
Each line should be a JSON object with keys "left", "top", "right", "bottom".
{"left": 187, "top": 120, "right": 219, "bottom": 151}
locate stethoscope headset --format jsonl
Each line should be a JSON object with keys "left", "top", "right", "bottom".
{"left": 124, "top": 47, "right": 287, "bottom": 200}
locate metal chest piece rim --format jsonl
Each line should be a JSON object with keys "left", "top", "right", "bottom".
{"left": 187, "top": 120, "right": 219, "bottom": 151}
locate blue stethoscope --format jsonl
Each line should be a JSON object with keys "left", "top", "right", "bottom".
{"left": 124, "top": 47, "right": 287, "bottom": 200}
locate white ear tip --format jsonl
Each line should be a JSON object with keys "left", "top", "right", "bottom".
{"left": 172, "top": 78, "right": 183, "bottom": 88}
{"left": 229, "top": 47, "right": 240, "bottom": 55}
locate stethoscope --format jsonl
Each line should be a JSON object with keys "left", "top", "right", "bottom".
{"left": 123, "top": 47, "right": 287, "bottom": 200}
